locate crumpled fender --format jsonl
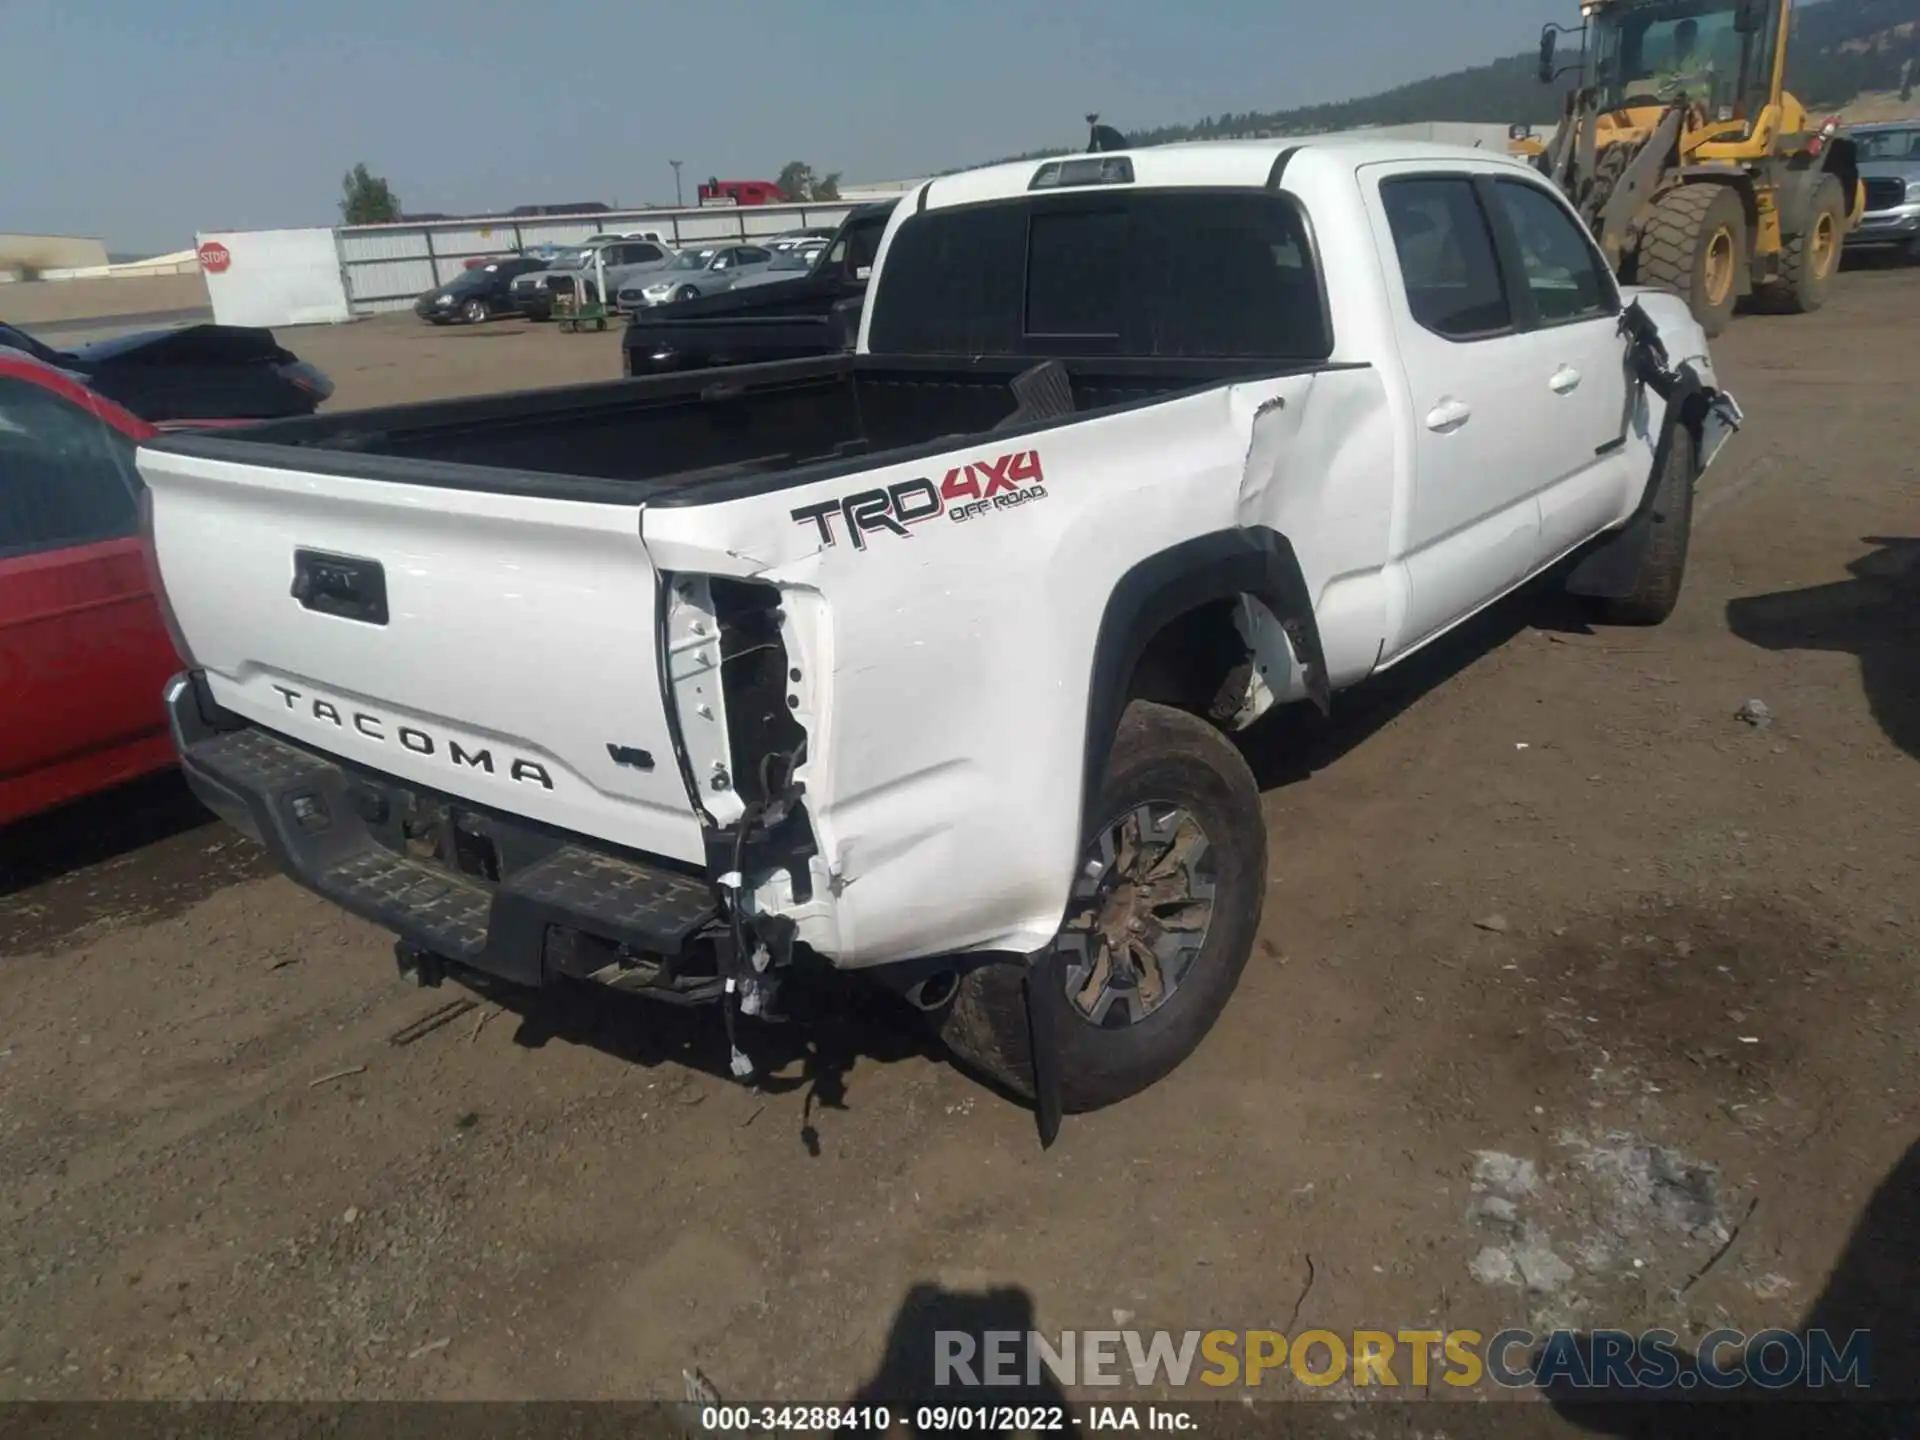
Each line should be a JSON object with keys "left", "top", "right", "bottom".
{"left": 1564, "top": 297, "right": 1744, "bottom": 600}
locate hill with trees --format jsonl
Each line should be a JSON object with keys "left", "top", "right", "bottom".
{"left": 968, "top": 0, "right": 1917, "bottom": 167}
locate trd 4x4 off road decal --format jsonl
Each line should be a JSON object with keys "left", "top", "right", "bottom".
{"left": 791, "top": 448, "right": 1048, "bottom": 550}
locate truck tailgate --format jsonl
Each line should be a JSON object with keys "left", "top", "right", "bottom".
{"left": 138, "top": 446, "right": 706, "bottom": 865}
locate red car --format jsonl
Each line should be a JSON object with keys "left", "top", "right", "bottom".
{"left": 0, "top": 349, "right": 189, "bottom": 826}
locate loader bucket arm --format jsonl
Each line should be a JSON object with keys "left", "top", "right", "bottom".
{"left": 1597, "top": 104, "right": 1687, "bottom": 265}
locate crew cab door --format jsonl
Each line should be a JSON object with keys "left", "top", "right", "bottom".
{"left": 1364, "top": 164, "right": 1633, "bottom": 654}
{"left": 1479, "top": 174, "right": 1637, "bottom": 562}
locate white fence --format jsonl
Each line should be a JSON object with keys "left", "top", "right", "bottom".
{"left": 196, "top": 227, "right": 352, "bottom": 328}
{"left": 336, "top": 202, "right": 860, "bottom": 314}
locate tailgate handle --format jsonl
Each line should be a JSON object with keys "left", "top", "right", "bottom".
{"left": 291, "top": 549, "right": 389, "bottom": 625}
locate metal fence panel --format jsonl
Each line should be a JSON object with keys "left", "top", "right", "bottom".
{"left": 344, "top": 257, "right": 436, "bottom": 304}
{"left": 336, "top": 202, "right": 858, "bottom": 312}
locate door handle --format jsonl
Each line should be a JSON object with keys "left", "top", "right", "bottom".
{"left": 1549, "top": 366, "right": 1583, "bottom": 395}
{"left": 1425, "top": 398, "right": 1472, "bottom": 433}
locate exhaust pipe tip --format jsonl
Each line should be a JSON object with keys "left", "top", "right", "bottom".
{"left": 905, "top": 970, "right": 959, "bottom": 1012}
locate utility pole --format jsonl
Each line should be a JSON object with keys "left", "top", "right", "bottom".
{"left": 669, "top": 160, "right": 684, "bottom": 208}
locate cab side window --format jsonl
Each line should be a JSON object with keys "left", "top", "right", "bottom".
{"left": 1491, "top": 179, "right": 1617, "bottom": 325}
{"left": 0, "top": 378, "right": 141, "bottom": 561}
{"left": 1380, "top": 177, "right": 1512, "bottom": 341}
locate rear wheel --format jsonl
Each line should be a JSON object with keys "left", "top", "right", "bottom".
{"left": 1778, "top": 174, "right": 1847, "bottom": 313}
{"left": 1635, "top": 184, "right": 1748, "bottom": 339}
{"left": 936, "top": 700, "right": 1267, "bottom": 1113}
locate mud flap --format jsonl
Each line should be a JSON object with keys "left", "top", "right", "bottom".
{"left": 1024, "top": 950, "right": 1066, "bottom": 1148}
{"left": 1564, "top": 303, "right": 1742, "bottom": 601}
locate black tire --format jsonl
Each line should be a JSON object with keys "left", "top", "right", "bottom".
{"left": 461, "top": 298, "right": 489, "bottom": 324}
{"left": 1634, "top": 184, "right": 1747, "bottom": 339}
{"left": 936, "top": 700, "right": 1267, "bottom": 1113}
{"left": 1595, "top": 424, "right": 1697, "bottom": 626}
{"left": 674, "top": 285, "right": 700, "bottom": 303}
{"left": 1778, "top": 174, "right": 1848, "bottom": 313}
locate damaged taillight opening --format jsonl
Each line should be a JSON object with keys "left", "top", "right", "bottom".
{"left": 664, "top": 579, "right": 814, "bottom": 856}
{"left": 709, "top": 577, "right": 808, "bottom": 807}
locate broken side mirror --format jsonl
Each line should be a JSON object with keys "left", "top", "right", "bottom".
{"left": 1538, "top": 26, "right": 1558, "bottom": 84}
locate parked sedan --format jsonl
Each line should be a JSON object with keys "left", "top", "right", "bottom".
{"left": 0, "top": 348, "right": 186, "bottom": 825}
{"left": 0, "top": 322, "right": 333, "bottom": 424}
{"left": 412, "top": 255, "right": 550, "bottom": 324}
{"left": 726, "top": 240, "right": 829, "bottom": 292}
{"left": 509, "top": 239, "right": 677, "bottom": 320}
{"left": 767, "top": 227, "right": 838, "bottom": 252}
{"left": 616, "top": 244, "right": 776, "bottom": 311}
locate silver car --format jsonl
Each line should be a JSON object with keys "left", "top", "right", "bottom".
{"left": 1849, "top": 122, "right": 1920, "bottom": 263}
{"left": 618, "top": 244, "right": 776, "bottom": 311}
{"left": 510, "top": 238, "right": 676, "bottom": 318}
{"left": 727, "top": 240, "right": 829, "bottom": 292}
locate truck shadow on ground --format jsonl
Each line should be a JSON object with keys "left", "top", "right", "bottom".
{"left": 1238, "top": 581, "right": 1601, "bottom": 792}
{"left": 1725, "top": 536, "right": 1920, "bottom": 762}
{"left": 1547, "top": 1136, "right": 1920, "bottom": 1437}
{"left": 456, "top": 966, "right": 938, "bottom": 1155}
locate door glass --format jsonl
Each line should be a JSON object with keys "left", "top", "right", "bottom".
{"left": 1380, "top": 178, "right": 1512, "bottom": 340}
{"left": 1492, "top": 180, "right": 1616, "bottom": 325}
{"left": 0, "top": 377, "right": 141, "bottom": 561}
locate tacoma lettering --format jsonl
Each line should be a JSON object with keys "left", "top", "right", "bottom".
{"left": 269, "top": 685, "right": 554, "bottom": 790}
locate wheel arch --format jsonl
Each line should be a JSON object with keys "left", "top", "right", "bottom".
{"left": 1776, "top": 142, "right": 1857, "bottom": 240}
{"left": 1080, "top": 526, "right": 1326, "bottom": 823}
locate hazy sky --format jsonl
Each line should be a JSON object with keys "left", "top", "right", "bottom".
{"left": 5, "top": 0, "right": 1572, "bottom": 254}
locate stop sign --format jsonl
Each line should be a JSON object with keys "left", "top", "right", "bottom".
{"left": 197, "top": 241, "right": 232, "bottom": 274}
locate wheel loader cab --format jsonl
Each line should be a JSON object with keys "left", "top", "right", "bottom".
{"left": 1531, "top": 0, "right": 1861, "bottom": 336}
{"left": 1584, "top": 0, "right": 1789, "bottom": 146}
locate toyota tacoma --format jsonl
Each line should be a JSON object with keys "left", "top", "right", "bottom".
{"left": 138, "top": 138, "right": 1742, "bottom": 1141}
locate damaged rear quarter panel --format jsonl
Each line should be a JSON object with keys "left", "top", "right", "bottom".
{"left": 1233, "top": 367, "right": 1398, "bottom": 698}
{"left": 640, "top": 380, "right": 1311, "bottom": 967}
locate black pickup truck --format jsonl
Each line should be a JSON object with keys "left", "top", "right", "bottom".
{"left": 620, "top": 200, "right": 896, "bottom": 376}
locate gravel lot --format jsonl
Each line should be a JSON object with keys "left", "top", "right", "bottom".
{"left": 2, "top": 272, "right": 1916, "bottom": 1416}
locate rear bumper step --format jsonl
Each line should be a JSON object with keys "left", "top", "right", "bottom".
{"left": 166, "top": 672, "right": 720, "bottom": 988}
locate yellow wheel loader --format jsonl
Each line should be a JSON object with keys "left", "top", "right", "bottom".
{"left": 1520, "top": 0, "right": 1864, "bottom": 336}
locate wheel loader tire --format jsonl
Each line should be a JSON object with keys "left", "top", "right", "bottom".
{"left": 1596, "top": 423, "right": 1697, "bottom": 627}
{"left": 1635, "top": 184, "right": 1747, "bottom": 339}
{"left": 936, "top": 700, "right": 1266, "bottom": 1114}
{"left": 1777, "top": 174, "right": 1847, "bottom": 314}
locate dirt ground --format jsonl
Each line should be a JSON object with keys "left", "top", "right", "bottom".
{"left": 2, "top": 266, "right": 1917, "bottom": 1420}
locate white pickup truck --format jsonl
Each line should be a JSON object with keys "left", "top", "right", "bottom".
{"left": 140, "top": 137, "right": 1741, "bottom": 1141}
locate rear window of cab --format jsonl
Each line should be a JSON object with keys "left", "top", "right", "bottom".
{"left": 867, "top": 188, "right": 1330, "bottom": 362}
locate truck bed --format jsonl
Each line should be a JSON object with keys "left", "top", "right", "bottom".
{"left": 155, "top": 353, "right": 1293, "bottom": 506}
